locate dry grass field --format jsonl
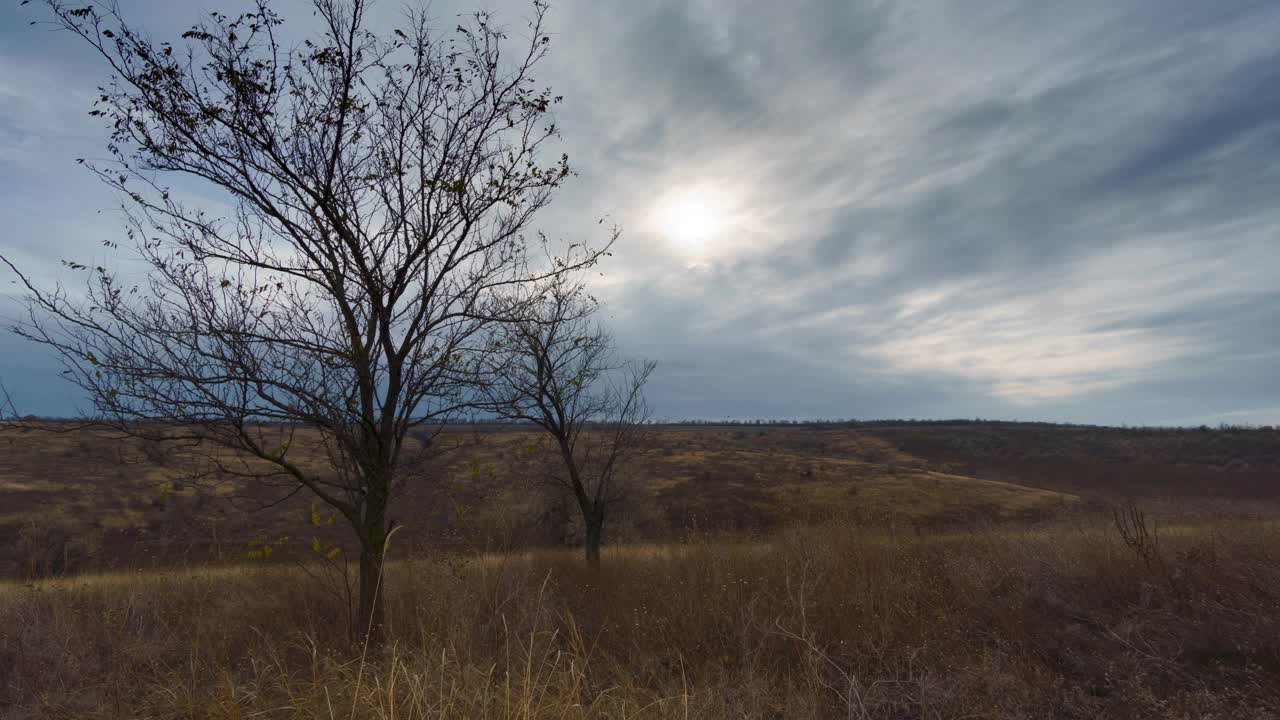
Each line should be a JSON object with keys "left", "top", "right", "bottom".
{"left": 2, "top": 422, "right": 1279, "bottom": 718}
{"left": 0, "top": 423, "right": 1104, "bottom": 578}
{"left": 4, "top": 519, "right": 1280, "bottom": 718}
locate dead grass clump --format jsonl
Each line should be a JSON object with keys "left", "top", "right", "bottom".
{"left": 2, "top": 514, "right": 1279, "bottom": 718}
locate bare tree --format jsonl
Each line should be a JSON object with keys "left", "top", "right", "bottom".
{"left": 484, "top": 276, "right": 654, "bottom": 569}
{"left": 0, "top": 381, "right": 17, "bottom": 422}
{"left": 2, "top": 0, "right": 607, "bottom": 642}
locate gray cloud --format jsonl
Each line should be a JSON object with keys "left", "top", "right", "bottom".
{"left": 2, "top": 0, "right": 1279, "bottom": 423}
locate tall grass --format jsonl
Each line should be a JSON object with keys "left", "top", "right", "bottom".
{"left": 2, "top": 514, "right": 1278, "bottom": 718}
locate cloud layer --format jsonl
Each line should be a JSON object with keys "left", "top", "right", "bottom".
{"left": 2, "top": 0, "right": 1278, "bottom": 424}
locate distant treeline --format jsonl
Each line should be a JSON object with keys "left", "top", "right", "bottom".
{"left": 645, "top": 418, "right": 1279, "bottom": 432}
{"left": 13, "top": 414, "right": 1276, "bottom": 433}
{"left": 442, "top": 416, "right": 1279, "bottom": 432}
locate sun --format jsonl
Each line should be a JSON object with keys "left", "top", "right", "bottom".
{"left": 652, "top": 188, "right": 727, "bottom": 256}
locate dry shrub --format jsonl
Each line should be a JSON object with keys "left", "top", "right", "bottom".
{"left": 12, "top": 511, "right": 104, "bottom": 579}
{"left": 1, "top": 513, "right": 1278, "bottom": 718}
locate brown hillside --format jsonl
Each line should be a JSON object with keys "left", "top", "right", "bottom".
{"left": 2, "top": 422, "right": 1277, "bottom": 578}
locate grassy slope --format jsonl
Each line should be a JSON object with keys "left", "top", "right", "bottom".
{"left": 4, "top": 422, "right": 1279, "bottom": 577}
{"left": 0, "top": 423, "right": 1087, "bottom": 577}
{"left": 867, "top": 422, "right": 1280, "bottom": 498}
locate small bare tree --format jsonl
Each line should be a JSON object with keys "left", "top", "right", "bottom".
{"left": 0, "top": 382, "right": 15, "bottom": 421}
{"left": 485, "top": 276, "right": 654, "bottom": 569}
{"left": 3, "top": 0, "right": 606, "bottom": 642}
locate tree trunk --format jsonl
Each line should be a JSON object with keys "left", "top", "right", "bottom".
{"left": 584, "top": 511, "right": 603, "bottom": 571}
{"left": 358, "top": 539, "right": 385, "bottom": 645}
{"left": 357, "top": 495, "right": 389, "bottom": 647}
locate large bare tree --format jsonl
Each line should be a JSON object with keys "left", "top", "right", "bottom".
{"left": 484, "top": 275, "right": 654, "bottom": 569}
{"left": 2, "top": 0, "right": 606, "bottom": 640}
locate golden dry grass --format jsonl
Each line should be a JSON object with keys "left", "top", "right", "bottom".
{"left": 3, "top": 513, "right": 1279, "bottom": 719}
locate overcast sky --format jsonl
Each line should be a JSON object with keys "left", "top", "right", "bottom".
{"left": 2, "top": 0, "right": 1279, "bottom": 425}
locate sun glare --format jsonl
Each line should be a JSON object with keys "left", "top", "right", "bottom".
{"left": 653, "top": 188, "right": 727, "bottom": 256}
